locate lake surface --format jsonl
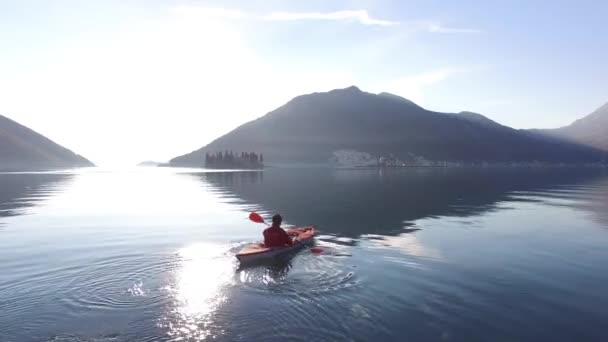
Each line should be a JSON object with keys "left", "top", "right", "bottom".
{"left": 1, "top": 167, "right": 608, "bottom": 342}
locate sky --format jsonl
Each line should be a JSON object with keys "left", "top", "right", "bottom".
{"left": 1, "top": 0, "right": 607, "bottom": 165}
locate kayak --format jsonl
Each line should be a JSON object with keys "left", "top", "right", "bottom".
{"left": 236, "top": 226, "right": 315, "bottom": 264}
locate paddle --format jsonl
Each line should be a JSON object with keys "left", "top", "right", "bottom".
{"left": 249, "top": 212, "right": 270, "bottom": 226}
{"left": 248, "top": 212, "right": 323, "bottom": 254}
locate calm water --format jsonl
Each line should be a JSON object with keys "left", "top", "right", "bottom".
{"left": 1, "top": 167, "right": 608, "bottom": 342}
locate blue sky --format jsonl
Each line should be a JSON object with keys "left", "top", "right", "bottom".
{"left": 1, "top": 0, "right": 606, "bottom": 165}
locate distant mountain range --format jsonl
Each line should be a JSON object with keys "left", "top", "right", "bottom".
{"left": 170, "top": 86, "right": 607, "bottom": 167}
{"left": 137, "top": 161, "right": 163, "bottom": 167}
{"left": 0, "top": 114, "right": 94, "bottom": 171}
{"left": 536, "top": 102, "right": 608, "bottom": 151}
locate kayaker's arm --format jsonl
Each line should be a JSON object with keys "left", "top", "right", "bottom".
{"left": 281, "top": 229, "right": 293, "bottom": 246}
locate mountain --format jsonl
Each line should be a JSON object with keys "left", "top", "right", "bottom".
{"left": 170, "top": 86, "right": 606, "bottom": 167}
{"left": 538, "top": 103, "right": 608, "bottom": 151}
{"left": 0, "top": 114, "right": 94, "bottom": 171}
{"left": 137, "top": 161, "right": 163, "bottom": 167}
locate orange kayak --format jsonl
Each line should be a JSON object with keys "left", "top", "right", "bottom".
{"left": 236, "top": 227, "right": 315, "bottom": 263}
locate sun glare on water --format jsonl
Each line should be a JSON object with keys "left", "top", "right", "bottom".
{"left": 162, "top": 242, "right": 237, "bottom": 340}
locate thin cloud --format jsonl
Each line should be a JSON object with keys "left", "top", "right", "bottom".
{"left": 170, "top": 7, "right": 481, "bottom": 33}
{"left": 171, "top": 7, "right": 397, "bottom": 26}
{"left": 263, "top": 10, "right": 399, "bottom": 26}
{"left": 426, "top": 23, "right": 482, "bottom": 34}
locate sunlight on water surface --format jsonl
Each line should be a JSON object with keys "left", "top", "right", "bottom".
{"left": 162, "top": 243, "right": 237, "bottom": 341}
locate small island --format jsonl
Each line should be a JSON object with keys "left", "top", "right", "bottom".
{"left": 205, "top": 151, "right": 264, "bottom": 169}
{"left": 137, "top": 161, "right": 162, "bottom": 167}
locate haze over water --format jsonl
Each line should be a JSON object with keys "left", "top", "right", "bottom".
{"left": 1, "top": 167, "right": 608, "bottom": 341}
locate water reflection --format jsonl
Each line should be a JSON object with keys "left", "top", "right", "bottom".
{"left": 3, "top": 168, "right": 608, "bottom": 341}
{"left": 194, "top": 168, "right": 608, "bottom": 237}
{"left": 365, "top": 231, "right": 441, "bottom": 259}
{"left": 0, "top": 172, "right": 74, "bottom": 219}
{"left": 161, "top": 243, "right": 236, "bottom": 341}
{"left": 576, "top": 177, "right": 608, "bottom": 226}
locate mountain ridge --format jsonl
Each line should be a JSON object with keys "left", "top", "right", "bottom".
{"left": 170, "top": 86, "right": 607, "bottom": 167}
{"left": 0, "top": 114, "right": 94, "bottom": 171}
{"left": 538, "top": 102, "right": 608, "bottom": 151}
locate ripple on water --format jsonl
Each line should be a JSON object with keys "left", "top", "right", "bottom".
{"left": 158, "top": 242, "right": 238, "bottom": 341}
{"left": 60, "top": 254, "right": 168, "bottom": 313}
{"left": 43, "top": 333, "right": 158, "bottom": 342}
{"left": 235, "top": 245, "right": 359, "bottom": 296}
{"left": 224, "top": 245, "right": 363, "bottom": 341}
{"left": 44, "top": 334, "right": 119, "bottom": 342}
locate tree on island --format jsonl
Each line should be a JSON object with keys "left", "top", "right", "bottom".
{"left": 204, "top": 150, "right": 264, "bottom": 169}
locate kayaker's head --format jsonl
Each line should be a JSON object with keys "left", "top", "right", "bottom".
{"left": 272, "top": 214, "right": 282, "bottom": 227}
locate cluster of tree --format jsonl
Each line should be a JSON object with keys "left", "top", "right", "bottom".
{"left": 205, "top": 151, "right": 264, "bottom": 169}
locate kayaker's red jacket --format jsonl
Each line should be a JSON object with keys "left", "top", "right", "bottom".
{"left": 263, "top": 226, "right": 293, "bottom": 247}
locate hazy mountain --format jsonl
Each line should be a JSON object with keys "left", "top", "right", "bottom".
{"left": 0, "top": 114, "right": 94, "bottom": 171}
{"left": 538, "top": 103, "right": 608, "bottom": 151}
{"left": 170, "top": 86, "right": 606, "bottom": 167}
{"left": 137, "top": 161, "right": 162, "bottom": 167}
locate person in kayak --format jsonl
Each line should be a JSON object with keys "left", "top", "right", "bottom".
{"left": 263, "top": 214, "right": 293, "bottom": 248}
